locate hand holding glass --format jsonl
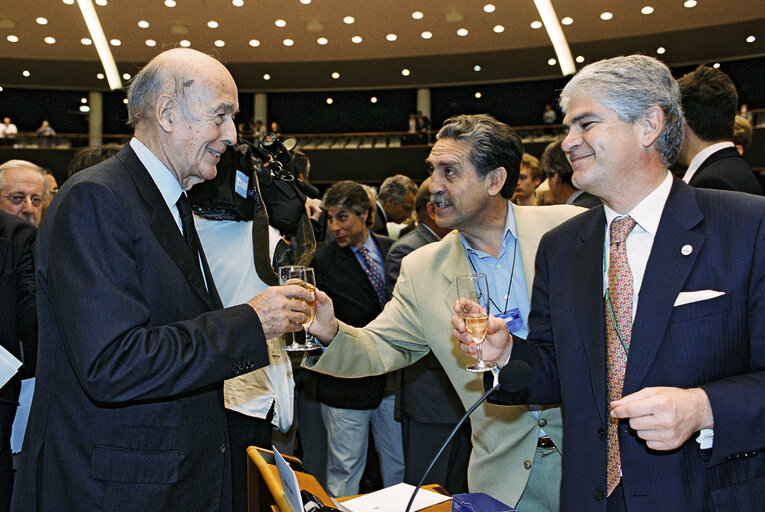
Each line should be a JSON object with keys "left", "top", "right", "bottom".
{"left": 457, "top": 273, "right": 496, "bottom": 372}
{"left": 279, "top": 266, "right": 322, "bottom": 351}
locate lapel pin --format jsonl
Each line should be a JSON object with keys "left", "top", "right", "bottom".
{"left": 681, "top": 244, "right": 693, "bottom": 256}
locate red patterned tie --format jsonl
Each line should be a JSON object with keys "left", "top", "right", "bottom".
{"left": 605, "top": 216, "right": 636, "bottom": 496}
{"left": 358, "top": 246, "right": 388, "bottom": 308}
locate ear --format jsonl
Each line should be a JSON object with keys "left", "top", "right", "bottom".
{"left": 640, "top": 105, "right": 664, "bottom": 149}
{"left": 156, "top": 94, "right": 175, "bottom": 133}
{"left": 486, "top": 167, "right": 507, "bottom": 197}
{"left": 426, "top": 201, "right": 437, "bottom": 221}
{"left": 359, "top": 208, "right": 369, "bottom": 225}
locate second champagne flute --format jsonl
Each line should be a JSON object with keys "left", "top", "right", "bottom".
{"left": 456, "top": 273, "right": 497, "bottom": 372}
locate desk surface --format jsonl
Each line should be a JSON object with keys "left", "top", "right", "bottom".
{"left": 336, "top": 484, "right": 451, "bottom": 512}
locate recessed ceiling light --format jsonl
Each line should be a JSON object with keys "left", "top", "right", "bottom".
{"left": 421, "top": 31, "right": 432, "bottom": 39}
{"left": 7, "top": 35, "right": 18, "bottom": 43}
{"left": 656, "top": 46, "right": 666, "bottom": 54}
{"left": 81, "top": 37, "right": 92, "bottom": 45}
{"left": 123, "top": 98, "right": 128, "bottom": 104}
{"left": 483, "top": 4, "right": 495, "bottom": 13}
{"left": 475, "top": 92, "right": 482, "bottom": 99}
{"left": 493, "top": 25, "right": 504, "bottom": 33}
{"left": 300, "top": 0, "right": 311, "bottom": 4}
{"left": 351, "top": 35, "right": 362, "bottom": 43}
{"left": 331, "top": 72, "right": 340, "bottom": 79}
{"left": 95, "top": 0, "right": 107, "bottom": 5}
{"left": 683, "top": 0, "right": 697, "bottom": 7}
{"left": 317, "top": 37, "right": 328, "bottom": 45}
{"left": 97, "top": 73, "right": 105, "bottom": 79}
{"left": 22, "top": 70, "right": 30, "bottom": 77}
{"left": 0, "top": 86, "right": 3, "bottom": 92}
{"left": 207, "top": 20, "right": 219, "bottom": 29}
{"left": 530, "top": 21, "right": 542, "bottom": 29}
{"left": 263, "top": 73, "right": 271, "bottom": 80}
{"left": 36, "top": 17, "right": 48, "bottom": 25}
{"left": 412, "top": 11, "right": 423, "bottom": 20}
{"left": 275, "top": 19, "right": 286, "bottom": 28}
{"left": 110, "top": 39, "right": 121, "bottom": 46}
{"left": 80, "top": 105, "right": 90, "bottom": 113}
{"left": 145, "top": 39, "right": 156, "bottom": 47}
{"left": 283, "top": 39, "right": 294, "bottom": 46}
{"left": 180, "top": 39, "right": 191, "bottom": 47}
{"left": 746, "top": 35, "right": 756, "bottom": 43}
{"left": 326, "top": 97, "right": 333, "bottom": 104}
{"left": 576, "top": 55, "right": 585, "bottom": 63}
{"left": 600, "top": 12, "right": 613, "bottom": 20}
{"left": 343, "top": 16, "right": 355, "bottom": 24}
{"left": 370, "top": 97, "right": 377, "bottom": 103}
{"left": 548, "top": 58, "right": 557, "bottom": 66}
{"left": 62, "top": 0, "right": 75, "bottom": 4}
{"left": 44, "top": 37, "right": 56, "bottom": 44}
{"left": 122, "top": 73, "right": 131, "bottom": 80}
{"left": 81, "top": 97, "right": 88, "bottom": 104}
{"left": 561, "top": 17, "right": 573, "bottom": 25}
{"left": 713, "top": 62, "right": 720, "bottom": 68}
{"left": 386, "top": 33, "right": 397, "bottom": 41}
{"left": 457, "top": 28, "right": 468, "bottom": 37}
{"left": 401, "top": 68, "right": 410, "bottom": 76}
{"left": 164, "top": 0, "right": 176, "bottom": 6}
{"left": 138, "top": 20, "right": 149, "bottom": 28}
{"left": 233, "top": 0, "right": 244, "bottom": 5}
{"left": 214, "top": 40, "right": 225, "bottom": 47}
{"left": 473, "top": 64, "right": 481, "bottom": 72}
{"left": 641, "top": 6, "right": 654, "bottom": 14}
{"left": 249, "top": 39, "right": 260, "bottom": 47}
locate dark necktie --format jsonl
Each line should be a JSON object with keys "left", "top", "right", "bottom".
{"left": 357, "top": 246, "right": 388, "bottom": 308}
{"left": 176, "top": 193, "right": 221, "bottom": 307}
{"left": 605, "top": 215, "right": 636, "bottom": 496}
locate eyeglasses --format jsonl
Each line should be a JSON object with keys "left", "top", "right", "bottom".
{"left": 1, "top": 194, "right": 43, "bottom": 207}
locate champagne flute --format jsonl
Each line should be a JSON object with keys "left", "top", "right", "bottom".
{"left": 457, "top": 273, "right": 496, "bottom": 372}
{"left": 279, "top": 266, "right": 310, "bottom": 351}
{"left": 298, "top": 267, "right": 322, "bottom": 350}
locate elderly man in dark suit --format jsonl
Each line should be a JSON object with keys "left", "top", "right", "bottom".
{"left": 372, "top": 174, "right": 417, "bottom": 236}
{"left": 11, "top": 48, "right": 313, "bottom": 512}
{"left": 456, "top": 55, "right": 765, "bottom": 511}
{"left": 0, "top": 210, "right": 36, "bottom": 512}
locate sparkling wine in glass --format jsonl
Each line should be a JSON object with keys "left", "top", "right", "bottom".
{"left": 279, "top": 266, "right": 318, "bottom": 351}
{"left": 298, "top": 267, "right": 322, "bottom": 350}
{"left": 457, "top": 273, "right": 497, "bottom": 372}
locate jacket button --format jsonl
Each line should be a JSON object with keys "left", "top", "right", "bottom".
{"left": 538, "top": 418, "right": 547, "bottom": 428}
{"left": 594, "top": 489, "right": 604, "bottom": 501}
{"left": 220, "top": 444, "right": 226, "bottom": 454}
{"left": 523, "top": 460, "right": 532, "bottom": 470}
{"left": 597, "top": 427, "right": 605, "bottom": 439}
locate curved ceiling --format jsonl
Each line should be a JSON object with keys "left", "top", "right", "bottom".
{"left": 0, "top": 0, "right": 762, "bottom": 92}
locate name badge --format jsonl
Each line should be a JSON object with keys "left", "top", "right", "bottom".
{"left": 497, "top": 307, "right": 524, "bottom": 334}
{"left": 235, "top": 170, "right": 249, "bottom": 198}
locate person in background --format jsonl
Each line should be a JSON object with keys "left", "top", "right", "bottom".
{"left": 733, "top": 115, "right": 753, "bottom": 155}
{"left": 542, "top": 104, "right": 557, "bottom": 124}
{"left": 41, "top": 171, "right": 58, "bottom": 213}
{"left": 0, "top": 118, "right": 18, "bottom": 143}
{"left": 35, "top": 121, "right": 55, "bottom": 148}
{"left": 540, "top": 135, "right": 601, "bottom": 208}
{"left": 512, "top": 153, "right": 544, "bottom": 206}
{"left": 0, "top": 160, "right": 46, "bottom": 227}
{"left": 373, "top": 174, "right": 417, "bottom": 236}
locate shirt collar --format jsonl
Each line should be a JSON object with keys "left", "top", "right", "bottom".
{"left": 350, "top": 230, "right": 374, "bottom": 254}
{"left": 604, "top": 171, "right": 673, "bottom": 237}
{"left": 460, "top": 201, "right": 516, "bottom": 257}
{"left": 420, "top": 223, "right": 441, "bottom": 240}
{"left": 130, "top": 137, "right": 185, "bottom": 211}
{"left": 566, "top": 189, "right": 585, "bottom": 205}
{"left": 682, "top": 141, "right": 736, "bottom": 184}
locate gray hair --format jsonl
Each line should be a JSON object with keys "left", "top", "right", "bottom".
{"left": 436, "top": 114, "right": 523, "bottom": 199}
{"left": 560, "top": 55, "right": 683, "bottom": 166}
{"left": 0, "top": 159, "right": 48, "bottom": 200}
{"left": 378, "top": 174, "right": 417, "bottom": 204}
{"left": 323, "top": 180, "right": 374, "bottom": 227}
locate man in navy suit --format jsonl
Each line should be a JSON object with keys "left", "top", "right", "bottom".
{"left": 455, "top": 55, "right": 765, "bottom": 511}
{"left": 12, "top": 48, "right": 314, "bottom": 512}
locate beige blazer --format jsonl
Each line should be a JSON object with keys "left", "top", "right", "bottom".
{"left": 306, "top": 202, "right": 583, "bottom": 506}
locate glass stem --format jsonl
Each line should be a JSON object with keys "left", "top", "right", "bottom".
{"left": 476, "top": 343, "right": 484, "bottom": 365}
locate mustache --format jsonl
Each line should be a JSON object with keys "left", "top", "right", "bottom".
{"left": 430, "top": 192, "right": 452, "bottom": 208}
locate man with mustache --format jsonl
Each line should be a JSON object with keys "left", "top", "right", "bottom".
{"left": 308, "top": 114, "right": 582, "bottom": 510}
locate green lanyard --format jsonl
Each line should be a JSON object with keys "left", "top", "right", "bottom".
{"left": 603, "top": 225, "right": 630, "bottom": 357}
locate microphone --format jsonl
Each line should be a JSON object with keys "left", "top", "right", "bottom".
{"left": 404, "top": 360, "right": 533, "bottom": 512}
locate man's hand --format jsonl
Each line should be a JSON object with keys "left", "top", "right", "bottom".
{"left": 451, "top": 299, "right": 513, "bottom": 363}
{"left": 246, "top": 285, "right": 313, "bottom": 340}
{"left": 308, "top": 288, "right": 338, "bottom": 344}
{"left": 610, "top": 387, "right": 714, "bottom": 451}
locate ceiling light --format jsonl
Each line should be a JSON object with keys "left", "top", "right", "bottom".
{"left": 530, "top": 21, "right": 542, "bottom": 29}
{"left": 145, "top": 39, "right": 156, "bottom": 47}
{"left": 326, "top": 98, "right": 333, "bottom": 104}
{"left": 63, "top": 0, "right": 75, "bottom": 4}
{"left": 713, "top": 62, "right": 720, "bottom": 68}
{"left": 600, "top": 12, "right": 613, "bottom": 20}
{"left": 249, "top": 39, "right": 260, "bottom": 47}
{"left": 81, "top": 37, "right": 92, "bottom": 45}
{"left": 283, "top": 39, "right": 294, "bottom": 46}
{"left": 343, "top": 16, "right": 355, "bottom": 24}
{"left": 97, "top": 73, "right": 105, "bottom": 79}
{"left": 370, "top": 97, "right": 377, "bottom": 103}
{"left": 207, "top": 20, "right": 219, "bottom": 29}
{"left": 317, "top": 37, "right": 328, "bottom": 45}
{"left": 457, "top": 28, "right": 468, "bottom": 37}
{"left": 561, "top": 17, "right": 573, "bottom": 25}
{"left": 351, "top": 35, "right": 362, "bottom": 43}
{"left": 493, "top": 25, "right": 504, "bottom": 33}
{"left": 44, "top": 36, "right": 56, "bottom": 44}
{"left": 110, "top": 39, "right": 121, "bottom": 46}
{"left": 36, "top": 17, "right": 48, "bottom": 25}
{"left": 275, "top": 19, "right": 286, "bottom": 27}
{"left": 80, "top": 105, "right": 90, "bottom": 113}
{"left": 534, "top": 0, "right": 576, "bottom": 75}
{"left": 641, "top": 6, "right": 654, "bottom": 14}
{"left": 81, "top": 97, "right": 88, "bottom": 103}
{"left": 746, "top": 35, "right": 756, "bottom": 43}
{"left": 483, "top": 4, "right": 496, "bottom": 13}
{"left": 138, "top": 20, "right": 149, "bottom": 28}
{"left": 548, "top": 58, "right": 557, "bottom": 66}
{"left": 683, "top": 0, "right": 697, "bottom": 7}
{"left": 656, "top": 46, "right": 666, "bottom": 54}
{"left": 576, "top": 55, "right": 585, "bottom": 63}
{"left": 22, "top": 70, "right": 30, "bottom": 77}
{"left": 473, "top": 65, "right": 482, "bottom": 72}
{"left": 122, "top": 73, "right": 131, "bottom": 80}
{"left": 331, "top": 72, "right": 340, "bottom": 79}
{"left": 263, "top": 73, "right": 271, "bottom": 80}
{"left": 233, "top": 0, "right": 244, "bottom": 5}
{"left": 164, "top": 0, "right": 176, "bottom": 6}
{"left": 412, "top": 11, "right": 423, "bottom": 20}
{"left": 214, "top": 40, "right": 225, "bottom": 47}
{"left": 180, "top": 39, "right": 191, "bottom": 47}
{"left": 7, "top": 35, "right": 18, "bottom": 43}
{"left": 421, "top": 31, "right": 432, "bottom": 39}
{"left": 401, "top": 68, "right": 410, "bottom": 76}
{"left": 475, "top": 92, "right": 482, "bottom": 99}
{"left": 95, "top": 0, "right": 107, "bottom": 5}
{"left": 386, "top": 33, "right": 397, "bottom": 41}
{"left": 123, "top": 98, "right": 128, "bottom": 104}
{"left": 300, "top": 0, "right": 311, "bottom": 4}
{"left": 0, "top": 87, "right": 3, "bottom": 92}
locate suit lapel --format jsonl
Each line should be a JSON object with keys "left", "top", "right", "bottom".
{"left": 440, "top": 232, "right": 474, "bottom": 313}
{"left": 119, "top": 146, "right": 217, "bottom": 311}
{"left": 625, "top": 180, "right": 704, "bottom": 392}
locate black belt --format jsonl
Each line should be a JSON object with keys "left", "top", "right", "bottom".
{"left": 537, "top": 436, "right": 556, "bottom": 450}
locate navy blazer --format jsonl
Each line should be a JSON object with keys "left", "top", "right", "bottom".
{"left": 689, "top": 146, "right": 762, "bottom": 195}
{"left": 500, "top": 178, "right": 765, "bottom": 511}
{"left": 12, "top": 145, "right": 270, "bottom": 512}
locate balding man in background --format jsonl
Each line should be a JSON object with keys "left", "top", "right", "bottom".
{"left": 12, "top": 48, "right": 313, "bottom": 512}
{"left": 373, "top": 174, "right": 417, "bottom": 236}
{"left": 0, "top": 160, "right": 46, "bottom": 227}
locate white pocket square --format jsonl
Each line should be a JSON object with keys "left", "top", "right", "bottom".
{"left": 674, "top": 290, "right": 725, "bottom": 307}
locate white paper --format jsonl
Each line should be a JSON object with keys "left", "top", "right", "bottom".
{"left": 0, "top": 344, "right": 22, "bottom": 388}
{"left": 273, "top": 445, "right": 303, "bottom": 512}
{"left": 340, "top": 482, "right": 449, "bottom": 512}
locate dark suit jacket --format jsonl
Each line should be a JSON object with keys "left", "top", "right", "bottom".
{"left": 497, "top": 177, "right": 765, "bottom": 511}
{"left": 689, "top": 146, "right": 762, "bottom": 195}
{"left": 312, "top": 233, "right": 393, "bottom": 409}
{"left": 372, "top": 202, "right": 389, "bottom": 236}
{"left": 12, "top": 145, "right": 270, "bottom": 512}
{"left": 570, "top": 190, "right": 602, "bottom": 209}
